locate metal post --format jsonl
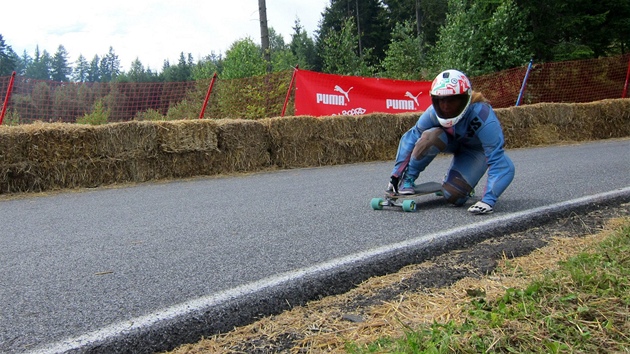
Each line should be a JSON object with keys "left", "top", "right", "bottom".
{"left": 516, "top": 59, "right": 533, "bottom": 106}
{"left": 198, "top": 72, "right": 217, "bottom": 119}
{"left": 622, "top": 56, "right": 630, "bottom": 98}
{"left": 0, "top": 71, "right": 16, "bottom": 125}
{"left": 281, "top": 66, "right": 299, "bottom": 117}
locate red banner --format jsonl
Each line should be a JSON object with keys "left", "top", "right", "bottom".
{"left": 294, "top": 69, "right": 432, "bottom": 116}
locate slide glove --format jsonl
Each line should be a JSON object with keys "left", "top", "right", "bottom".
{"left": 388, "top": 175, "right": 400, "bottom": 194}
{"left": 468, "top": 201, "right": 493, "bottom": 215}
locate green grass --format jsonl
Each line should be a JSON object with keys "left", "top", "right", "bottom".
{"left": 346, "top": 221, "right": 630, "bottom": 354}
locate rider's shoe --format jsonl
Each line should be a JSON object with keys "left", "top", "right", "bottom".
{"left": 399, "top": 178, "right": 416, "bottom": 195}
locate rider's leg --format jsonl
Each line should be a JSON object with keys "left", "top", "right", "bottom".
{"left": 441, "top": 148, "right": 488, "bottom": 206}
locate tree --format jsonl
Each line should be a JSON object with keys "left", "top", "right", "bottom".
{"left": 72, "top": 54, "right": 90, "bottom": 82}
{"left": 267, "top": 27, "right": 298, "bottom": 72}
{"left": 87, "top": 55, "right": 100, "bottom": 82}
{"left": 51, "top": 45, "right": 72, "bottom": 82}
{"left": 122, "top": 58, "right": 147, "bottom": 82}
{"left": 99, "top": 46, "right": 121, "bottom": 82}
{"left": 0, "top": 34, "right": 17, "bottom": 76}
{"left": 161, "top": 52, "right": 195, "bottom": 81}
{"left": 320, "top": 17, "right": 373, "bottom": 76}
{"left": 381, "top": 0, "right": 448, "bottom": 46}
{"left": 192, "top": 52, "right": 223, "bottom": 80}
{"left": 258, "top": 0, "right": 271, "bottom": 71}
{"left": 221, "top": 37, "right": 267, "bottom": 79}
{"left": 516, "top": 0, "right": 630, "bottom": 61}
{"left": 428, "top": 0, "right": 531, "bottom": 77}
{"left": 317, "top": 0, "right": 390, "bottom": 69}
{"left": 16, "top": 50, "right": 32, "bottom": 76}
{"left": 25, "top": 46, "right": 51, "bottom": 80}
{"left": 380, "top": 20, "right": 425, "bottom": 80}
{"left": 289, "top": 19, "right": 317, "bottom": 70}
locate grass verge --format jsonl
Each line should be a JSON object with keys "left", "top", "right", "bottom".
{"left": 347, "top": 218, "right": 630, "bottom": 354}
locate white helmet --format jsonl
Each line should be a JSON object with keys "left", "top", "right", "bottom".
{"left": 430, "top": 69, "right": 472, "bottom": 127}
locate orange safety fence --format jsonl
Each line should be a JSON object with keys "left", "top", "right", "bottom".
{"left": 1, "top": 54, "right": 629, "bottom": 125}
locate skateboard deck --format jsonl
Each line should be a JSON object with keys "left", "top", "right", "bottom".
{"left": 371, "top": 181, "right": 442, "bottom": 212}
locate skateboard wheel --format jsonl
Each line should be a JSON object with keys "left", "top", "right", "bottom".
{"left": 402, "top": 199, "right": 416, "bottom": 212}
{"left": 370, "top": 198, "right": 384, "bottom": 210}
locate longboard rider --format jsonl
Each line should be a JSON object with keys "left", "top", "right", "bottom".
{"left": 388, "top": 69, "right": 515, "bottom": 215}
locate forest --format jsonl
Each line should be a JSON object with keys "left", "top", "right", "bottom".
{"left": 0, "top": 0, "right": 628, "bottom": 83}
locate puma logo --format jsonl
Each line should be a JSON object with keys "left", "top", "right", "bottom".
{"left": 405, "top": 91, "right": 422, "bottom": 106}
{"left": 334, "top": 85, "right": 354, "bottom": 102}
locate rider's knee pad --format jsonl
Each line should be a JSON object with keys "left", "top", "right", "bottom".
{"left": 441, "top": 170, "right": 473, "bottom": 206}
{"left": 412, "top": 127, "right": 447, "bottom": 159}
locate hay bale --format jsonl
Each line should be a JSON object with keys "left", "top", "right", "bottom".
{"left": 495, "top": 107, "right": 522, "bottom": 148}
{"left": 153, "top": 152, "right": 221, "bottom": 180}
{"left": 353, "top": 113, "right": 418, "bottom": 161}
{"left": 264, "top": 113, "right": 419, "bottom": 168}
{"left": 584, "top": 99, "right": 630, "bottom": 139}
{"left": 0, "top": 121, "right": 159, "bottom": 165}
{"left": 263, "top": 115, "right": 329, "bottom": 168}
{"left": 91, "top": 121, "right": 159, "bottom": 158}
{"left": 498, "top": 103, "right": 577, "bottom": 147}
{"left": 6, "top": 123, "right": 97, "bottom": 163}
{"left": 0, "top": 161, "right": 36, "bottom": 193}
{"left": 214, "top": 119, "right": 271, "bottom": 172}
{"left": 1, "top": 99, "right": 628, "bottom": 195}
{"left": 0, "top": 126, "right": 29, "bottom": 165}
{"left": 156, "top": 119, "right": 219, "bottom": 153}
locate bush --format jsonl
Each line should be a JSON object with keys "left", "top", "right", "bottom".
{"left": 76, "top": 100, "right": 109, "bottom": 125}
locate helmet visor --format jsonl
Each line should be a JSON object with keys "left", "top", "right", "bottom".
{"left": 432, "top": 94, "right": 469, "bottom": 119}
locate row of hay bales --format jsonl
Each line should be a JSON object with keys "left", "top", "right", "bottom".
{"left": 0, "top": 98, "right": 629, "bottom": 194}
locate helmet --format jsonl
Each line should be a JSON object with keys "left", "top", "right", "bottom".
{"left": 430, "top": 70, "right": 472, "bottom": 127}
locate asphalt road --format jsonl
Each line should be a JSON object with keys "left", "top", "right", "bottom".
{"left": 1, "top": 139, "right": 629, "bottom": 353}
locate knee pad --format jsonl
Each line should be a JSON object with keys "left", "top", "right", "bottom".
{"left": 412, "top": 128, "right": 447, "bottom": 159}
{"left": 441, "top": 170, "right": 473, "bottom": 206}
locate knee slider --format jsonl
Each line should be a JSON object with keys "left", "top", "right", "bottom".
{"left": 441, "top": 170, "right": 473, "bottom": 206}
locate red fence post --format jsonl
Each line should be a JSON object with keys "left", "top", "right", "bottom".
{"left": 623, "top": 56, "right": 630, "bottom": 99}
{"left": 199, "top": 72, "right": 217, "bottom": 119}
{"left": 281, "top": 65, "right": 299, "bottom": 117}
{"left": 0, "top": 71, "right": 16, "bottom": 125}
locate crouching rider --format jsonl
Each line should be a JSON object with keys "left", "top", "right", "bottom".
{"left": 388, "top": 69, "right": 515, "bottom": 215}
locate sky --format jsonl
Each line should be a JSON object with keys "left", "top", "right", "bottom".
{"left": 1, "top": 0, "right": 330, "bottom": 72}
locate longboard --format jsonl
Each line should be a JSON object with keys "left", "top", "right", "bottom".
{"left": 371, "top": 181, "right": 442, "bottom": 212}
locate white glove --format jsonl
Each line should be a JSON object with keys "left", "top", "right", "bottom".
{"left": 468, "top": 201, "right": 493, "bottom": 215}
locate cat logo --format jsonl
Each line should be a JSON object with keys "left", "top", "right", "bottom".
{"left": 386, "top": 91, "right": 422, "bottom": 110}
{"left": 316, "top": 85, "right": 353, "bottom": 106}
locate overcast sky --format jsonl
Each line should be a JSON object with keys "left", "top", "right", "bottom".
{"left": 2, "top": 0, "right": 330, "bottom": 72}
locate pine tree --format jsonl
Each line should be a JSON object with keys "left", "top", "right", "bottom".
{"left": 51, "top": 45, "right": 72, "bottom": 82}
{"left": 72, "top": 54, "right": 90, "bottom": 82}
{"left": 0, "top": 34, "right": 17, "bottom": 76}
{"left": 87, "top": 55, "right": 100, "bottom": 82}
{"left": 25, "top": 46, "right": 51, "bottom": 80}
{"left": 99, "top": 47, "right": 121, "bottom": 82}
{"left": 289, "top": 19, "right": 317, "bottom": 70}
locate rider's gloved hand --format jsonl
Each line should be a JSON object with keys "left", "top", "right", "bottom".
{"left": 468, "top": 201, "right": 493, "bottom": 214}
{"left": 387, "top": 176, "right": 400, "bottom": 193}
